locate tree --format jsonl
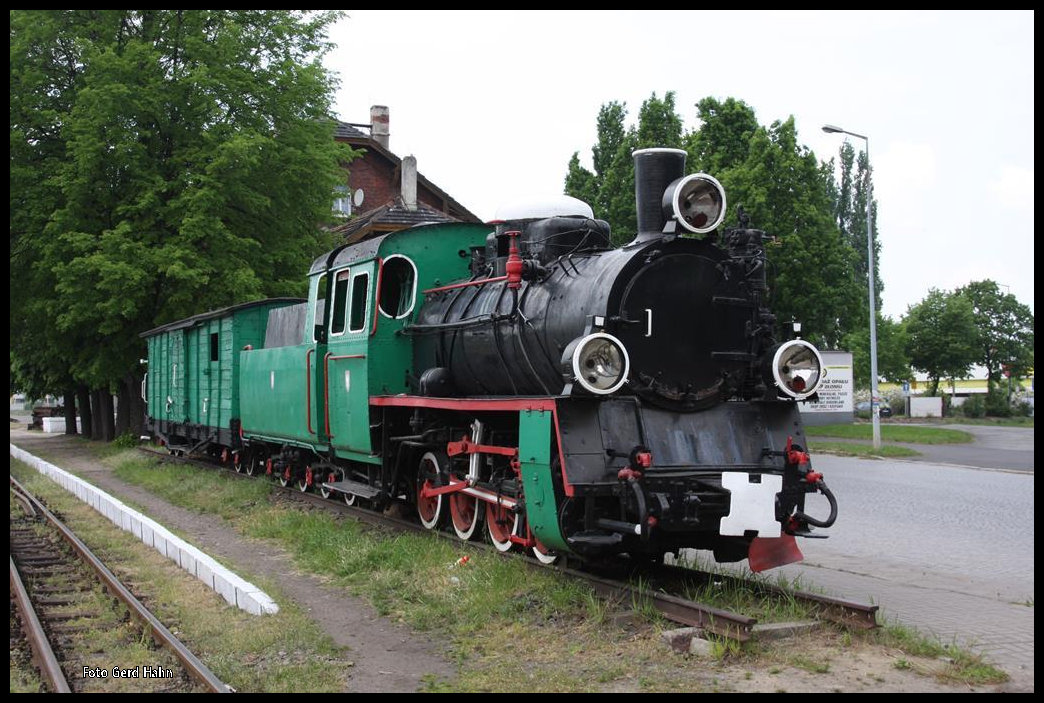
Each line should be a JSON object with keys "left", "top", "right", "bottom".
{"left": 707, "top": 117, "right": 862, "bottom": 348}
{"left": 686, "top": 96, "right": 759, "bottom": 175}
{"left": 957, "top": 280, "right": 1034, "bottom": 395}
{"left": 565, "top": 93, "right": 684, "bottom": 244}
{"left": 904, "top": 289, "right": 979, "bottom": 395}
{"left": 842, "top": 314, "right": 910, "bottom": 388}
{"left": 10, "top": 10, "right": 355, "bottom": 438}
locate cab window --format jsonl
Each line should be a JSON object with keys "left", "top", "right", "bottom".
{"left": 330, "top": 269, "right": 352, "bottom": 335}
{"left": 348, "top": 271, "right": 369, "bottom": 333}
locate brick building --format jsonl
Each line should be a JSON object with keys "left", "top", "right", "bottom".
{"left": 332, "top": 106, "right": 480, "bottom": 243}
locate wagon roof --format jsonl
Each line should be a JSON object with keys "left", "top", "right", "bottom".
{"left": 139, "top": 298, "right": 306, "bottom": 338}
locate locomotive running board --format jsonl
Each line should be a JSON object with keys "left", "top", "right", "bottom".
{"left": 321, "top": 479, "right": 381, "bottom": 500}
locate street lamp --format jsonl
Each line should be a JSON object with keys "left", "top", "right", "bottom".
{"left": 823, "top": 123, "right": 881, "bottom": 449}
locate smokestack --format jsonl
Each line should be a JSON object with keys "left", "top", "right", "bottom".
{"left": 633, "top": 147, "right": 687, "bottom": 237}
{"left": 401, "top": 155, "right": 417, "bottom": 211}
{"left": 370, "top": 105, "right": 390, "bottom": 149}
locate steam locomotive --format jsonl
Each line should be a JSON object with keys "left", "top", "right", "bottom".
{"left": 143, "top": 147, "right": 836, "bottom": 571}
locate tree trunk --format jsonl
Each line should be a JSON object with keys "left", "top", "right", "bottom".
{"left": 99, "top": 391, "right": 116, "bottom": 441}
{"left": 63, "top": 388, "right": 78, "bottom": 435}
{"left": 90, "top": 389, "right": 102, "bottom": 440}
{"left": 77, "top": 385, "right": 94, "bottom": 438}
{"left": 115, "top": 382, "right": 130, "bottom": 437}
{"left": 122, "top": 370, "right": 146, "bottom": 438}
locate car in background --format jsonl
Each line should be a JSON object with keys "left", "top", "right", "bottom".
{"left": 855, "top": 401, "right": 893, "bottom": 417}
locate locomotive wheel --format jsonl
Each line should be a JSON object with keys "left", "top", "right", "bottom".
{"left": 245, "top": 453, "right": 260, "bottom": 476}
{"left": 450, "top": 493, "right": 481, "bottom": 541}
{"left": 233, "top": 452, "right": 243, "bottom": 473}
{"left": 320, "top": 470, "right": 338, "bottom": 500}
{"left": 344, "top": 492, "right": 357, "bottom": 506}
{"left": 486, "top": 502, "right": 518, "bottom": 552}
{"left": 278, "top": 466, "right": 291, "bottom": 488}
{"left": 416, "top": 451, "right": 445, "bottom": 530}
{"left": 532, "top": 537, "right": 559, "bottom": 565}
{"left": 297, "top": 466, "right": 313, "bottom": 493}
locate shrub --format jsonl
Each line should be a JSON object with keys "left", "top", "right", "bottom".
{"left": 112, "top": 431, "right": 141, "bottom": 449}
{"left": 961, "top": 394, "right": 987, "bottom": 418}
{"left": 985, "top": 389, "right": 1013, "bottom": 417}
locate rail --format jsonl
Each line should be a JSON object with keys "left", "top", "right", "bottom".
{"left": 9, "top": 476, "right": 230, "bottom": 693}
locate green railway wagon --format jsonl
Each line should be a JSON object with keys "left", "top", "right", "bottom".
{"left": 142, "top": 298, "right": 304, "bottom": 457}
{"left": 237, "top": 222, "right": 488, "bottom": 486}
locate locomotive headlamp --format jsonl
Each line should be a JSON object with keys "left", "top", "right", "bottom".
{"left": 662, "top": 173, "right": 726, "bottom": 235}
{"left": 766, "top": 340, "right": 824, "bottom": 400}
{"left": 563, "top": 333, "right": 630, "bottom": 395}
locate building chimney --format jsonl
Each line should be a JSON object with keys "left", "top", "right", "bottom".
{"left": 370, "top": 105, "right": 390, "bottom": 149}
{"left": 401, "top": 155, "right": 417, "bottom": 211}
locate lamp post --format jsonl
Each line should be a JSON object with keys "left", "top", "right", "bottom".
{"left": 823, "top": 124, "right": 881, "bottom": 449}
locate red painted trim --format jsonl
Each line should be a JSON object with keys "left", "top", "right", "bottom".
{"left": 370, "top": 395, "right": 557, "bottom": 412}
{"left": 505, "top": 230, "right": 523, "bottom": 290}
{"left": 551, "top": 408, "right": 575, "bottom": 497}
{"left": 419, "top": 477, "right": 519, "bottom": 509}
{"left": 305, "top": 348, "right": 315, "bottom": 435}
{"left": 369, "top": 395, "right": 573, "bottom": 496}
{"left": 371, "top": 257, "right": 383, "bottom": 336}
{"left": 324, "top": 353, "right": 367, "bottom": 437}
{"left": 447, "top": 436, "right": 519, "bottom": 458}
{"left": 423, "top": 275, "right": 508, "bottom": 295}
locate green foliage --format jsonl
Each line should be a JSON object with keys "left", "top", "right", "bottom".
{"left": 11, "top": 10, "right": 354, "bottom": 394}
{"left": 564, "top": 92, "right": 684, "bottom": 245}
{"left": 904, "top": 289, "right": 979, "bottom": 395}
{"left": 111, "top": 432, "right": 141, "bottom": 449}
{"left": 984, "top": 388, "right": 1013, "bottom": 418}
{"left": 956, "top": 280, "right": 1034, "bottom": 392}
{"left": 959, "top": 394, "right": 986, "bottom": 418}
{"left": 842, "top": 315, "right": 910, "bottom": 388}
{"left": 686, "top": 97, "right": 759, "bottom": 175}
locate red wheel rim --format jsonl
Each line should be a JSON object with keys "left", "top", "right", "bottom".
{"left": 417, "top": 479, "right": 439, "bottom": 524}
{"left": 450, "top": 493, "right": 478, "bottom": 536}
{"left": 486, "top": 502, "right": 516, "bottom": 546}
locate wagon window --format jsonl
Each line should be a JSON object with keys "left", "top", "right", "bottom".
{"left": 210, "top": 333, "right": 219, "bottom": 362}
{"left": 312, "top": 274, "right": 327, "bottom": 341}
{"left": 330, "top": 269, "right": 352, "bottom": 335}
{"left": 348, "top": 271, "right": 369, "bottom": 333}
{"left": 378, "top": 256, "right": 417, "bottom": 319}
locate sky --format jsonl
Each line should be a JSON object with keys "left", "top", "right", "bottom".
{"left": 323, "top": 10, "right": 1034, "bottom": 320}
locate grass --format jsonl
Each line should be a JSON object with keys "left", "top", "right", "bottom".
{"left": 804, "top": 424, "right": 973, "bottom": 444}
{"left": 807, "top": 441, "right": 920, "bottom": 458}
{"left": 934, "top": 416, "right": 1033, "bottom": 427}
{"left": 874, "top": 622, "right": 1009, "bottom": 685}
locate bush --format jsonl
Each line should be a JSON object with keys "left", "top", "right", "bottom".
{"left": 941, "top": 393, "right": 953, "bottom": 417}
{"left": 961, "top": 394, "right": 987, "bottom": 418}
{"left": 887, "top": 394, "right": 906, "bottom": 417}
{"left": 112, "top": 431, "right": 141, "bottom": 449}
{"left": 984, "top": 389, "right": 1013, "bottom": 417}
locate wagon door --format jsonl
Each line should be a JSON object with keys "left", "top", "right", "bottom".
{"left": 169, "top": 329, "right": 188, "bottom": 422}
{"left": 324, "top": 262, "right": 374, "bottom": 454}
{"left": 203, "top": 321, "right": 221, "bottom": 430}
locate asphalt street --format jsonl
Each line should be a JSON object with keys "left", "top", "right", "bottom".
{"left": 778, "top": 424, "right": 1034, "bottom": 691}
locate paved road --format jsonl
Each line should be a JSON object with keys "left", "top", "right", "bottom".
{"left": 781, "top": 425, "right": 1034, "bottom": 691}
{"left": 862, "top": 423, "right": 1035, "bottom": 473}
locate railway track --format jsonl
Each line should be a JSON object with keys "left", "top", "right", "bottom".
{"left": 138, "top": 445, "right": 877, "bottom": 642}
{"left": 9, "top": 475, "right": 230, "bottom": 693}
